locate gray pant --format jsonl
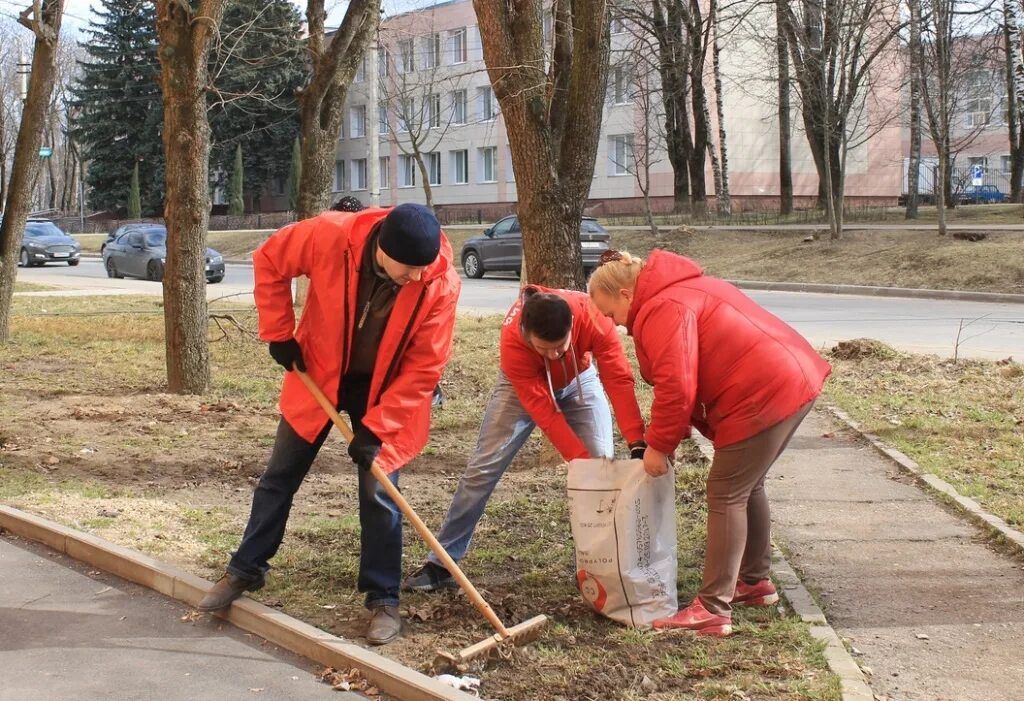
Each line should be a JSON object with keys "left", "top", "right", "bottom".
{"left": 429, "top": 366, "right": 614, "bottom": 565}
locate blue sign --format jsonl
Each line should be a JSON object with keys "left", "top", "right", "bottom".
{"left": 38, "top": 147, "right": 52, "bottom": 158}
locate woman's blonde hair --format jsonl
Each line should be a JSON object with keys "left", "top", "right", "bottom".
{"left": 588, "top": 250, "right": 644, "bottom": 297}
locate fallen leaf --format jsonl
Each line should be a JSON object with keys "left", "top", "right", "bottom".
{"left": 915, "top": 633, "right": 930, "bottom": 640}
{"left": 248, "top": 688, "right": 264, "bottom": 693}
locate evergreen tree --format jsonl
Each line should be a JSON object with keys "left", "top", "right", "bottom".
{"left": 128, "top": 162, "right": 141, "bottom": 219}
{"left": 287, "top": 137, "right": 301, "bottom": 213}
{"left": 229, "top": 144, "right": 244, "bottom": 215}
{"left": 209, "top": 0, "right": 304, "bottom": 206}
{"left": 71, "top": 0, "right": 163, "bottom": 216}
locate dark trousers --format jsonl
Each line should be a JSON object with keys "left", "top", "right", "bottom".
{"left": 228, "top": 384, "right": 402, "bottom": 608}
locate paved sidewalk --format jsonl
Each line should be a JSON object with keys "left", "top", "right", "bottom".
{"left": 769, "top": 411, "right": 1024, "bottom": 701}
{"left": 0, "top": 535, "right": 361, "bottom": 701}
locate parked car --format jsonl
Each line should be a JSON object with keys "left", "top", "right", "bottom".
{"left": 102, "top": 224, "right": 225, "bottom": 283}
{"left": 958, "top": 185, "right": 1009, "bottom": 205}
{"left": 16, "top": 219, "right": 82, "bottom": 267}
{"left": 460, "top": 216, "right": 611, "bottom": 279}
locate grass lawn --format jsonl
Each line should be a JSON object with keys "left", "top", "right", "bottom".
{"left": 12, "top": 281, "right": 58, "bottom": 292}
{"left": 823, "top": 340, "right": 1024, "bottom": 528}
{"left": 610, "top": 228, "right": 1024, "bottom": 294}
{"left": 0, "top": 295, "right": 839, "bottom": 701}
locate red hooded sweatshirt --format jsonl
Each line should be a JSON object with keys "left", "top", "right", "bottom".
{"left": 500, "top": 286, "right": 646, "bottom": 460}
{"left": 627, "top": 250, "right": 831, "bottom": 453}
{"left": 253, "top": 208, "right": 461, "bottom": 473}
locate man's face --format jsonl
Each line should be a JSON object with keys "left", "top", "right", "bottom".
{"left": 377, "top": 247, "right": 429, "bottom": 285}
{"left": 526, "top": 330, "right": 572, "bottom": 360}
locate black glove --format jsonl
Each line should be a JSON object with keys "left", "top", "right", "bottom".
{"left": 268, "top": 339, "right": 305, "bottom": 372}
{"left": 348, "top": 426, "right": 382, "bottom": 471}
{"left": 629, "top": 441, "right": 647, "bottom": 460}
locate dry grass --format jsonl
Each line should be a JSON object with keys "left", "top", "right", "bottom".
{"left": 823, "top": 340, "right": 1024, "bottom": 526}
{"left": 13, "top": 281, "right": 58, "bottom": 292}
{"left": 0, "top": 295, "right": 840, "bottom": 701}
{"left": 611, "top": 228, "right": 1024, "bottom": 294}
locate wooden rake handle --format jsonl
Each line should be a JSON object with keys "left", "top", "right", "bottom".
{"left": 294, "top": 370, "right": 511, "bottom": 638}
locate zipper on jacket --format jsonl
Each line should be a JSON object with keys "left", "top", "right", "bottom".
{"left": 341, "top": 251, "right": 351, "bottom": 375}
{"left": 373, "top": 286, "right": 428, "bottom": 406}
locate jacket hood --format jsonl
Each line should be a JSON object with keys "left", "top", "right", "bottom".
{"left": 627, "top": 249, "right": 704, "bottom": 331}
{"left": 347, "top": 208, "right": 454, "bottom": 284}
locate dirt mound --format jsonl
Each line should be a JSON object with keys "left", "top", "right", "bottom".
{"left": 830, "top": 338, "right": 898, "bottom": 361}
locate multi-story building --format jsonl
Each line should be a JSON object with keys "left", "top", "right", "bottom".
{"left": 323, "top": 0, "right": 903, "bottom": 218}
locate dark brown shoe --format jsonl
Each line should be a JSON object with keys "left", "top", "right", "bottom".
{"left": 366, "top": 605, "right": 402, "bottom": 645}
{"left": 197, "top": 572, "right": 264, "bottom": 612}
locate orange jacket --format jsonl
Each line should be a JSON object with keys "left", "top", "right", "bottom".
{"left": 628, "top": 250, "right": 830, "bottom": 452}
{"left": 253, "top": 208, "right": 461, "bottom": 473}
{"left": 499, "top": 286, "right": 646, "bottom": 460}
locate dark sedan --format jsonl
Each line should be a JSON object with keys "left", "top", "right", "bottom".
{"left": 460, "top": 216, "right": 610, "bottom": 279}
{"left": 16, "top": 219, "right": 82, "bottom": 267}
{"left": 102, "top": 224, "right": 225, "bottom": 283}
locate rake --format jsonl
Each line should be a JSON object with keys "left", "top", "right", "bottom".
{"left": 296, "top": 371, "right": 548, "bottom": 670}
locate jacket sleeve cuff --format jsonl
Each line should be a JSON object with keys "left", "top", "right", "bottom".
{"left": 645, "top": 429, "right": 688, "bottom": 456}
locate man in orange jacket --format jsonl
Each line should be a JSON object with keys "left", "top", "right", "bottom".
{"left": 198, "top": 204, "right": 461, "bottom": 646}
{"left": 404, "top": 286, "right": 646, "bottom": 592}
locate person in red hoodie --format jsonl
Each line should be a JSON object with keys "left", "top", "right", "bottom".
{"left": 197, "top": 204, "right": 460, "bottom": 646}
{"left": 588, "top": 249, "right": 831, "bottom": 637}
{"left": 403, "top": 286, "right": 647, "bottom": 592}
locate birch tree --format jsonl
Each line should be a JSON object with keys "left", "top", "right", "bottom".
{"left": 0, "top": 0, "right": 66, "bottom": 343}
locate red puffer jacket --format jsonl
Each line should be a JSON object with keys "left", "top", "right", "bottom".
{"left": 253, "top": 208, "right": 461, "bottom": 473}
{"left": 627, "top": 249, "right": 831, "bottom": 453}
{"left": 500, "top": 285, "right": 646, "bottom": 460}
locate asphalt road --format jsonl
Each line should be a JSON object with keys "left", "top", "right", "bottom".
{"left": 16, "top": 259, "right": 1024, "bottom": 360}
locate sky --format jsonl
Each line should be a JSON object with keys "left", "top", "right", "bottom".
{"left": 57, "top": 0, "right": 440, "bottom": 33}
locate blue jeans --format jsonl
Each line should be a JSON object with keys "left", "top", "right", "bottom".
{"left": 229, "top": 385, "right": 402, "bottom": 609}
{"left": 428, "top": 366, "right": 613, "bottom": 566}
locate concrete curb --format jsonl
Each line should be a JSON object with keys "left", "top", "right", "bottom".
{"left": 730, "top": 280, "right": 1024, "bottom": 305}
{"left": 691, "top": 435, "right": 874, "bottom": 701}
{"left": 825, "top": 406, "right": 1024, "bottom": 558}
{"left": 0, "top": 505, "right": 475, "bottom": 701}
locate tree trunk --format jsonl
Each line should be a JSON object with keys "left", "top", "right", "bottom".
{"left": 155, "top": 0, "right": 225, "bottom": 393}
{"left": 0, "top": 0, "right": 65, "bottom": 343}
{"left": 652, "top": 0, "right": 691, "bottom": 214}
{"left": 415, "top": 152, "right": 434, "bottom": 209}
{"left": 935, "top": 148, "right": 948, "bottom": 235}
{"left": 296, "top": 0, "right": 378, "bottom": 221}
{"left": 475, "top": 0, "right": 609, "bottom": 289}
{"left": 1003, "top": 0, "right": 1024, "bottom": 202}
{"left": 777, "top": 0, "right": 793, "bottom": 215}
{"left": 710, "top": 0, "right": 730, "bottom": 216}
{"left": 906, "top": 0, "right": 923, "bottom": 218}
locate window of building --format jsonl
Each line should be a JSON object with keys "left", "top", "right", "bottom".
{"left": 449, "top": 28, "right": 467, "bottom": 64}
{"left": 399, "top": 155, "right": 417, "bottom": 187}
{"left": 379, "top": 156, "right": 390, "bottom": 189}
{"left": 427, "top": 152, "right": 442, "bottom": 185}
{"left": 1001, "top": 154, "right": 1012, "bottom": 174}
{"left": 451, "top": 149, "right": 469, "bottom": 184}
{"left": 379, "top": 48, "right": 390, "bottom": 77}
{"left": 355, "top": 57, "right": 366, "bottom": 83}
{"left": 613, "top": 64, "right": 632, "bottom": 104}
{"left": 610, "top": 14, "right": 626, "bottom": 34}
{"left": 350, "top": 105, "right": 367, "bottom": 138}
{"left": 334, "top": 160, "right": 345, "bottom": 191}
{"left": 399, "top": 38, "right": 415, "bottom": 73}
{"left": 452, "top": 90, "right": 467, "bottom": 124}
{"left": 609, "top": 134, "right": 634, "bottom": 175}
{"left": 379, "top": 103, "right": 389, "bottom": 134}
{"left": 427, "top": 93, "right": 442, "bottom": 128}
{"left": 479, "top": 146, "right": 497, "bottom": 183}
{"left": 424, "top": 32, "right": 442, "bottom": 69}
{"left": 479, "top": 86, "right": 498, "bottom": 121}
{"left": 352, "top": 159, "right": 367, "bottom": 190}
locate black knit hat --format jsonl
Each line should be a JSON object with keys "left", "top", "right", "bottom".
{"left": 378, "top": 203, "right": 441, "bottom": 266}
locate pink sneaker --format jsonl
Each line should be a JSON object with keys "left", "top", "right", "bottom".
{"left": 732, "top": 578, "right": 779, "bottom": 607}
{"left": 653, "top": 598, "right": 732, "bottom": 637}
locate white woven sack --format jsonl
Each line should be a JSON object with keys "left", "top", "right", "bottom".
{"left": 566, "top": 458, "right": 678, "bottom": 627}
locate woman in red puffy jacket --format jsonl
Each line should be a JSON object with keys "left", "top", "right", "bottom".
{"left": 589, "top": 249, "right": 831, "bottom": 636}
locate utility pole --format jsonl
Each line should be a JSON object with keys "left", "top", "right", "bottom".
{"left": 367, "top": 9, "right": 381, "bottom": 207}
